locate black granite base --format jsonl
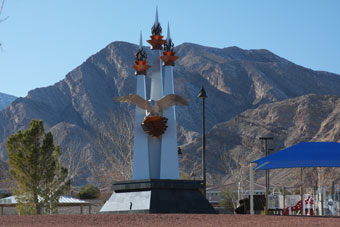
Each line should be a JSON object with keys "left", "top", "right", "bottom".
{"left": 100, "top": 179, "right": 216, "bottom": 214}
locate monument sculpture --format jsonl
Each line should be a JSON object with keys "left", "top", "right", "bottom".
{"left": 100, "top": 8, "right": 215, "bottom": 213}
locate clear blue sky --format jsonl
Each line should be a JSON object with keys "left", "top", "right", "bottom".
{"left": 0, "top": 0, "right": 339, "bottom": 97}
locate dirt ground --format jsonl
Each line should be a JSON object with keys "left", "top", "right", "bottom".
{"left": 1, "top": 214, "right": 340, "bottom": 227}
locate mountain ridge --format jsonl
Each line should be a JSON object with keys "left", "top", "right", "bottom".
{"left": 0, "top": 41, "right": 340, "bottom": 186}
{"left": 0, "top": 92, "right": 16, "bottom": 110}
{"left": 180, "top": 93, "right": 340, "bottom": 187}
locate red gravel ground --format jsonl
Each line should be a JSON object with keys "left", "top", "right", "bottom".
{"left": 1, "top": 214, "right": 340, "bottom": 227}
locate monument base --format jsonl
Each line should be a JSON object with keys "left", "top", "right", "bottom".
{"left": 100, "top": 179, "right": 216, "bottom": 214}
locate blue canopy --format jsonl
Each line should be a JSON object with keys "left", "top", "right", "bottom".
{"left": 253, "top": 142, "right": 340, "bottom": 170}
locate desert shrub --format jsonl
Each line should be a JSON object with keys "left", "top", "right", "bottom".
{"left": 79, "top": 184, "right": 100, "bottom": 199}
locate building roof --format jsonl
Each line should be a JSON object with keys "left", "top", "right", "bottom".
{"left": 0, "top": 195, "right": 90, "bottom": 207}
{"left": 207, "top": 181, "right": 267, "bottom": 193}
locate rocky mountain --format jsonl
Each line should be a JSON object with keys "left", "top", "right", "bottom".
{"left": 180, "top": 94, "right": 340, "bottom": 188}
{"left": 0, "top": 92, "right": 16, "bottom": 110}
{"left": 0, "top": 41, "right": 340, "bottom": 186}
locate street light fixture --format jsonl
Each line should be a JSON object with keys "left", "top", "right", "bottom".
{"left": 198, "top": 86, "right": 207, "bottom": 197}
{"left": 177, "top": 146, "right": 182, "bottom": 155}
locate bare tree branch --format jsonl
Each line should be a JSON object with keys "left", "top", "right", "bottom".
{"left": 220, "top": 145, "right": 248, "bottom": 208}
{"left": 0, "top": 0, "right": 9, "bottom": 50}
{"left": 90, "top": 111, "right": 134, "bottom": 187}
{"left": 61, "top": 145, "right": 85, "bottom": 184}
{"left": 311, "top": 167, "right": 326, "bottom": 190}
{"left": 0, "top": 0, "right": 8, "bottom": 23}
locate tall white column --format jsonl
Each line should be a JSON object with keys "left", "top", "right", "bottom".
{"left": 148, "top": 49, "right": 163, "bottom": 179}
{"left": 150, "top": 50, "right": 163, "bottom": 100}
{"left": 132, "top": 75, "right": 150, "bottom": 180}
{"left": 160, "top": 66, "right": 179, "bottom": 179}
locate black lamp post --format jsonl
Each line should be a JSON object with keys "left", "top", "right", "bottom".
{"left": 198, "top": 86, "right": 207, "bottom": 197}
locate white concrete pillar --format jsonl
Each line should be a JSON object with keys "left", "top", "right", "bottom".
{"left": 302, "top": 196, "right": 306, "bottom": 215}
{"left": 319, "top": 189, "right": 323, "bottom": 216}
{"left": 160, "top": 66, "right": 179, "bottom": 179}
{"left": 323, "top": 188, "right": 326, "bottom": 215}
{"left": 132, "top": 75, "right": 150, "bottom": 180}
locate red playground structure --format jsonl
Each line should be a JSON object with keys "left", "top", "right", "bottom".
{"left": 283, "top": 195, "right": 314, "bottom": 215}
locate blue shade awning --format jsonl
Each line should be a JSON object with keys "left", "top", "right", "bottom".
{"left": 252, "top": 142, "right": 340, "bottom": 170}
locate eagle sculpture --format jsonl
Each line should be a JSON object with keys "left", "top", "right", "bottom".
{"left": 114, "top": 94, "right": 188, "bottom": 138}
{"left": 113, "top": 94, "right": 189, "bottom": 116}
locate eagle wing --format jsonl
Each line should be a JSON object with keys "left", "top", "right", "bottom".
{"left": 114, "top": 94, "right": 151, "bottom": 111}
{"left": 156, "top": 94, "right": 189, "bottom": 111}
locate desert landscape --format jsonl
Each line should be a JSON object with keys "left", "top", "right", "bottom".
{"left": 1, "top": 1, "right": 340, "bottom": 225}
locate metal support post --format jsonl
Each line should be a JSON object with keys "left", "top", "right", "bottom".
{"left": 250, "top": 163, "right": 255, "bottom": 215}
{"left": 259, "top": 137, "right": 273, "bottom": 215}
{"left": 198, "top": 87, "right": 207, "bottom": 198}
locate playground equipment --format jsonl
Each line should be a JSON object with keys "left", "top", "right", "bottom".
{"left": 250, "top": 142, "right": 340, "bottom": 216}
{"left": 247, "top": 185, "right": 340, "bottom": 216}
{"left": 270, "top": 187, "right": 340, "bottom": 216}
{"left": 283, "top": 194, "right": 314, "bottom": 215}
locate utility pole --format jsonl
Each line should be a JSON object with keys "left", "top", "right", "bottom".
{"left": 259, "top": 137, "right": 273, "bottom": 215}
{"left": 267, "top": 148, "right": 274, "bottom": 189}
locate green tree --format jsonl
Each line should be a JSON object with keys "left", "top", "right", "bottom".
{"left": 79, "top": 184, "right": 100, "bottom": 199}
{"left": 7, "top": 120, "right": 69, "bottom": 215}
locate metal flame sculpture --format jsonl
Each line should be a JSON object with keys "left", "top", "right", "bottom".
{"left": 135, "top": 48, "right": 148, "bottom": 62}
{"left": 152, "top": 23, "right": 162, "bottom": 36}
{"left": 163, "top": 38, "right": 174, "bottom": 52}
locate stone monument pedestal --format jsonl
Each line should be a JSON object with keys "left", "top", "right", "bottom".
{"left": 100, "top": 179, "right": 216, "bottom": 214}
